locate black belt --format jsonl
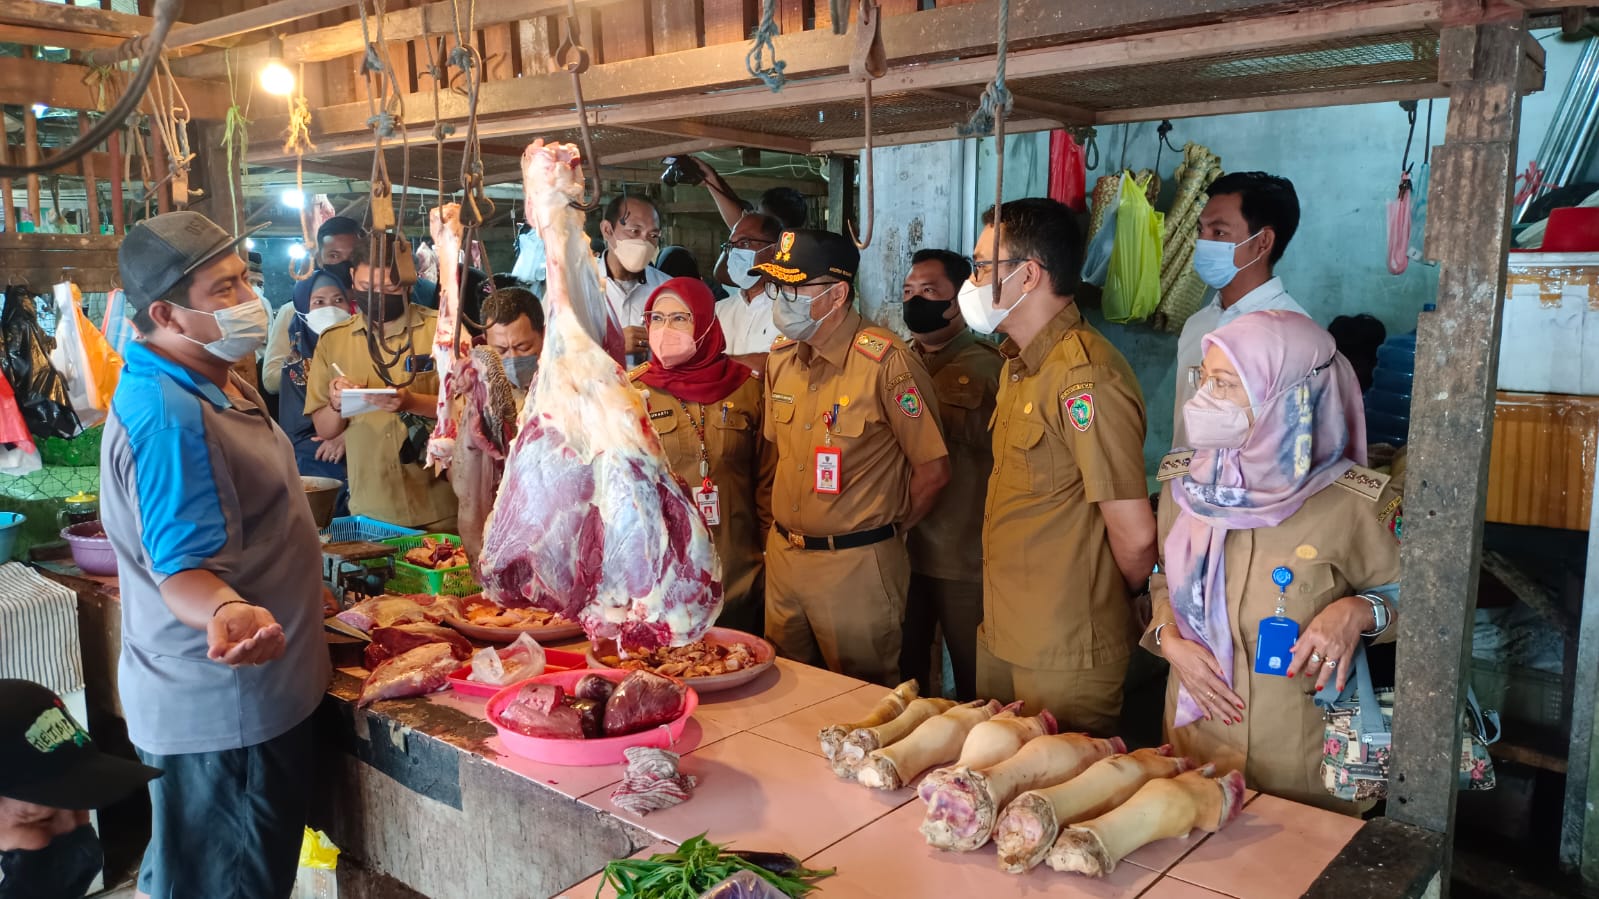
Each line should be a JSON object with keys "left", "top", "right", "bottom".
{"left": 775, "top": 522, "right": 897, "bottom": 551}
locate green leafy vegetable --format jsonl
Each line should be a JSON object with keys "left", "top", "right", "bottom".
{"left": 600, "top": 834, "right": 835, "bottom": 899}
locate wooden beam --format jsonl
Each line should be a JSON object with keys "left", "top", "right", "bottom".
{"left": 250, "top": 0, "right": 1447, "bottom": 147}
{"left": 171, "top": 0, "right": 623, "bottom": 79}
{"left": 616, "top": 121, "right": 815, "bottom": 155}
{"left": 1095, "top": 81, "right": 1450, "bottom": 124}
{"left": 596, "top": 138, "right": 726, "bottom": 168}
{"left": 1389, "top": 19, "right": 1526, "bottom": 845}
{"left": 22, "top": 105, "right": 40, "bottom": 227}
{"left": 0, "top": 121, "right": 13, "bottom": 233}
{"left": 917, "top": 86, "right": 1096, "bottom": 125}
{"left": 162, "top": 0, "right": 355, "bottom": 51}
{"left": 0, "top": 0, "right": 208, "bottom": 46}
{"left": 0, "top": 23, "right": 127, "bottom": 53}
{"left": 0, "top": 57, "right": 232, "bottom": 121}
{"left": 809, "top": 117, "right": 1060, "bottom": 153}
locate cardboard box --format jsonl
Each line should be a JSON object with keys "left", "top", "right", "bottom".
{"left": 1486, "top": 391, "right": 1599, "bottom": 530}
{"left": 1498, "top": 252, "right": 1599, "bottom": 394}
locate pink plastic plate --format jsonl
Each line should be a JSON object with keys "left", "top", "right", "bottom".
{"left": 585, "top": 628, "right": 777, "bottom": 694}
{"left": 486, "top": 669, "right": 698, "bottom": 766}
{"left": 448, "top": 649, "right": 587, "bottom": 698}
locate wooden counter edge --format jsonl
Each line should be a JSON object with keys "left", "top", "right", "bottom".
{"left": 1303, "top": 817, "right": 1445, "bottom": 898}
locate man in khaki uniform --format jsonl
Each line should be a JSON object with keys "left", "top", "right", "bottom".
{"left": 964, "top": 198, "right": 1157, "bottom": 734}
{"left": 897, "top": 249, "right": 1003, "bottom": 701}
{"left": 307, "top": 233, "right": 458, "bottom": 531}
{"left": 754, "top": 230, "right": 951, "bottom": 686}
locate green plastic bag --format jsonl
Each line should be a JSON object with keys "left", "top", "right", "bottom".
{"left": 1103, "top": 174, "right": 1164, "bottom": 324}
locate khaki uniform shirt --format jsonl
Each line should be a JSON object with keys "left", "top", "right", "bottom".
{"left": 1144, "top": 457, "right": 1403, "bottom": 810}
{"left": 981, "top": 303, "right": 1149, "bottom": 670}
{"left": 764, "top": 309, "right": 948, "bottom": 536}
{"left": 631, "top": 369, "right": 775, "bottom": 616}
{"left": 305, "top": 307, "right": 458, "bottom": 529}
{"left": 908, "top": 331, "right": 1004, "bottom": 583}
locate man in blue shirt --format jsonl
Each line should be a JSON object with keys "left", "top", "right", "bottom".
{"left": 100, "top": 211, "right": 332, "bottom": 899}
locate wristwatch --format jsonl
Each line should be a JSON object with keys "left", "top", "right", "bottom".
{"left": 1359, "top": 593, "right": 1391, "bottom": 637}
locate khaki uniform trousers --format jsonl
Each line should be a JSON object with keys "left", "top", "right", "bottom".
{"left": 764, "top": 530, "right": 909, "bottom": 687}
{"left": 975, "top": 637, "right": 1127, "bottom": 736}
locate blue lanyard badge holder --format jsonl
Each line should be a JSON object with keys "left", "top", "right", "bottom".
{"left": 1254, "top": 566, "right": 1300, "bottom": 676}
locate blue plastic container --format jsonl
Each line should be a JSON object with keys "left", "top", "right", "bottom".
{"left": 1365, "top": 331, "right": 1418, "bottom": 446}
{"left": 0, "top": 512, "right": 25, "bottom": 561}
{"left": 323, "top": 515, "right": 423, "bottom": 543}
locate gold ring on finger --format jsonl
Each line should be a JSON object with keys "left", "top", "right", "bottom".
{"left": 1323, "top": 659, "right": 1337, "bottom": 669}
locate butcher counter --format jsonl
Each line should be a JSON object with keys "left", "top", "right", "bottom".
{"left": 41, "top": 565, "right": 1441, "bottom": 899}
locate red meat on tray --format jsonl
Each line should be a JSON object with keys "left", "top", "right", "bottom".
{"left": 603, "top": 671, "right": 686, "bottom": 737}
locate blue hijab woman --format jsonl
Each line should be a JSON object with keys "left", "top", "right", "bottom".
{"left": 279, "top": 269, "right": 354, "bottom": 507}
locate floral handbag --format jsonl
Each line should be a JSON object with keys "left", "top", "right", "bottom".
{"left": 1315, "top": 643, "right": 1500, "bottom": 802}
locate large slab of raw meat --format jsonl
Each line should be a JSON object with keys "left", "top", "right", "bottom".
{"left": 476, "top": 140, "right": 723, "bottom": 649}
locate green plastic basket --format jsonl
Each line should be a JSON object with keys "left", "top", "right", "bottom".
{"left": 39, "top": 425, "right": 103, "bottom": 467}
{"left": 380, "top": 533, "right": 480, "bottom": 596}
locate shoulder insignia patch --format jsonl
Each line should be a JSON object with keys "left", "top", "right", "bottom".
{"left": 854, "top": 331, "right": 891, "bottom": 362}
{"left": 770, "top": 335, "right": 797, "bottom": 351}
{"left": 895, "top": 384, "right": 924, "bottom": 418}
{"left": 887, "top": 371, "right": 914, "bottom": 389}
{"left": 1157, "top": 450, "right": 1194, "bottom": 482}
{"left": 1064, "top": 391, "right": 1095, "bottom": 432}
{"left": 627, "top": 362, "right": 650, "bottom": 380}
{"left": 1333, "top": 465, "right": 1391, "bottom": 502}
{"left": 1060, "top": 382, "right": 1094, "bottom": 401}
{"left": 1378, "top": 493, "right": 1404, "bottom": 539}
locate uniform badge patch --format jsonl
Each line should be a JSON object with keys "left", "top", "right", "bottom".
{"left": 1065, "top": 392, "right": 1095, "bottom": 432}
{"left": 896, "top": 385, "right": 924, "bottom": 418}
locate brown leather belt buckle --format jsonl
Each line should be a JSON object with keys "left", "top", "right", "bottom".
{"left": 788, "top": 529, "right": 806, "bottom": 549}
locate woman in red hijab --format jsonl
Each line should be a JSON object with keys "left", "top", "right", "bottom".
{"left": 631, "top": 277, "right": 774, "bottom": 634}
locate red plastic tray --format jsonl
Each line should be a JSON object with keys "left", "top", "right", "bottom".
{"left": 448, "top": 649, "right": 586, "bottom": 698}
{"left": 485, "top": 668, "right": 698, "bottom": 766}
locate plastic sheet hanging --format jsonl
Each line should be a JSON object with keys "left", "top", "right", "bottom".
{"left": 1048, "top": 129, "right": 1087, "bottom": 214}
{"left": 0, "top": 284, "right": 80, "bottom": 441}
{"left": 49, "top": 282, "right": 123, "bottom": 428}
{"left": 0, "top": 369, "right": 41, "bottom": 476}
{"left": 1081, "top": 173, "right": 1124, "bottom": 288}
{"left": 1102, "top": 173, "right": 1164, "bottom": 324}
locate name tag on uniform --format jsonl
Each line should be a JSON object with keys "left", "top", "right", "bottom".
{"left": 1254, "top": 616, "right": 1299, "bottom": 676}
{"left": 814, "top": 447, "right": 842, "bottom": 495}
{"left": 693, "top": 484, "right": 721, "bottom": 526}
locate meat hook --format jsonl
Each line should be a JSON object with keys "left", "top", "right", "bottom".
{"left": 559, "top": 0, "right": 603, "bottom": 211}
{"left": 848, "top": 0, "right": 885, "bottom": 251}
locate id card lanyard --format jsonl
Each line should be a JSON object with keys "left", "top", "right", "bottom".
{"left": 678, "top": 399, "right": 721, "bottom": 526}
{"left": 1253, "top": 566, "right": 1300, "bottom": 677}
{"left": 815, "top": 403, "right": 842, "bottom": 495}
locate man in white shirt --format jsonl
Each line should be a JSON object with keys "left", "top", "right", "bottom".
{"left": 713, "top": 212, "right": 783, "bottom": 370}
{"left": 1173, "top": 171, "right": 1309, "bottom": 446}
{"left": 595, "top": 194, "right": 670, "bottom": 367}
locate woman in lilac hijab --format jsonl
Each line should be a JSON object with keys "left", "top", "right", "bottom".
{"left": 1145, "top": 310, "right": 1403, "bottom": 812}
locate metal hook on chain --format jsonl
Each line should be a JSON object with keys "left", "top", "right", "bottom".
{"left": 848, "top": 0, "right": 885, "bottom": 250}
{"left": 559, "top": 0, "right": 603, "bottom": 211}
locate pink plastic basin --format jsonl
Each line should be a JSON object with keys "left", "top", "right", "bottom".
{"left": 61, "top": 521, "right": 117, "bottom": 576}
{"left": 486, "top": 668, "right": 698, "bottom": 766}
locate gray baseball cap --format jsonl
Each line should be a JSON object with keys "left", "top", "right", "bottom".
{"left": 118, "top": 211, "right": 269, "bottom": 310}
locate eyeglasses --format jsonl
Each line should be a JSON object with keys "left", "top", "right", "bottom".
{"left": 646, "top": 311, "right": 694, "bottom": 329}
{"left": 1186, "top": 366, "right": 1246, "bottom": 402}
{"left": 968, "top": 258, "right": 1028, "bottom": 285}
{"left": 765, "top": 282, "right": 838, "bottom": 305}
{"left": 722, "top": 238, "right": 776, "bottom": 253}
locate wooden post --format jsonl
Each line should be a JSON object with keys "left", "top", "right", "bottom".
{"left": 191, "top": 121, "right": 244, "bottom": 235}
{"left": 78, "top": 112, "right": 101, "bottom": 234}
{"left": 151, "top": 123, "right": 173, "bottom": 214}
{"left": 826, "top": 154, "right": 854, "bottom": 235}
{"left": 0, "top": 122, "right": 13, "bottom": 232}
{"left": 1565, "top": 458, "right": 1599, "bottom": 878}
{"left": 107, "top": 130, "right": 125, "bottom": 234}
{"left": 22, "top": 103, "right": 40, "bottom": 228}
{"left": 1388, "top": 19, "right": 1528, "bottom": 851}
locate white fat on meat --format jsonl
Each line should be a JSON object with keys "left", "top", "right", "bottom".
{"left": 426, "top": 203, "right": 465, "bottom": 470}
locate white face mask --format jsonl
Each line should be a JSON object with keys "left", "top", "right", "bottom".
{"left": 725, "top": 247, "right": 761, "bottom": 291}
{"left": 956, "top": 263, "right": 1033, "bottom": 334}
{"left": 1192, "top": 229, "right": 1265, "bottom": 289}
{"left": 303, "top": 306, "right": 352, "bottom": 335}
{"left": 176, "top": 299, "right": 271, "bottom": 362}
{"left": 611, "top": 238, "right": 658, "bottom": 275}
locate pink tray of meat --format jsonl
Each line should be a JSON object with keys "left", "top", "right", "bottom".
{"left": 486, "top": 669, "right": 699, "bottom": 766}
{"left": 447, "top": 648, "right": 587, "bottom": 698}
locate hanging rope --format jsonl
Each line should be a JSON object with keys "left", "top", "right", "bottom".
{"left": 143, "top": 55, "right": 197, "bottom": 206}
{"left": 1070, "top": 125, "right": 1100, "bottom": 171}
{"left": 284, "top": 63, "right": 317, "bottom": 280}
{"left": 559, "top": 0, "right": 602, "bottom": 210}
{"left": 748, "top": 0, "right": 788, "bottom": 92}
{"left": 221, "top": 49, "right": 254, "bottom": 230}
{"left": 957, "top": 0, "right": 1012, "bottom": 137}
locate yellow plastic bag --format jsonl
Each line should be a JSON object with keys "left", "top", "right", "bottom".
{"left": 293, "top": 828, "right": 339, "bottom": 899}
{"left": 1103, "top": 173, "right": 1165, "bottom": 324}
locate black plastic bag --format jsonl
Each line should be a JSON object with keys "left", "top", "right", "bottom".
{"left": 0, "top": 285, "right": 80, "bottom": 440}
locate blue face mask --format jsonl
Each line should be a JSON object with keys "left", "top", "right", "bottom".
{"left": 502, "top": 353, "right": 539, "bottom": 390}
{"left": 1192, "top": 229, "right": 1265, "bottom": 289}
